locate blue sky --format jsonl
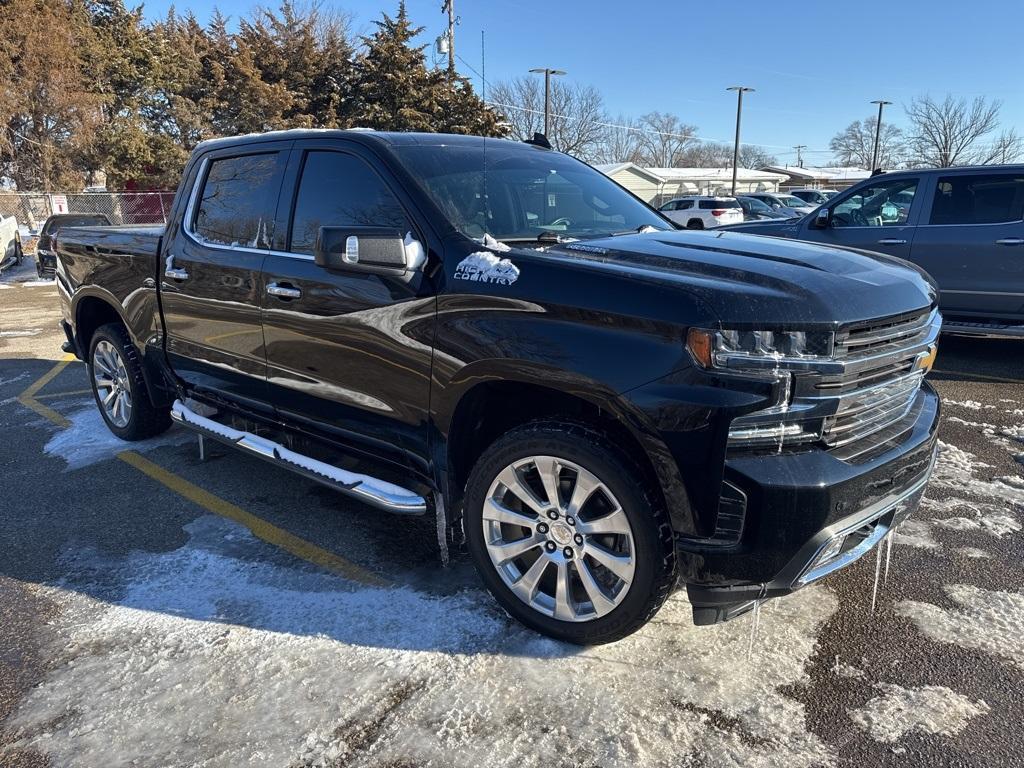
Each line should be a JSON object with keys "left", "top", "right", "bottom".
{"left": 142, "top": 0, "right": 1024, "bottom": 165}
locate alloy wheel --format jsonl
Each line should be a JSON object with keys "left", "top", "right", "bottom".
{"left": 92, "top": 340, "right": 133, "bottom": 428}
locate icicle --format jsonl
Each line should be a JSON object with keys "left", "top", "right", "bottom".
{"left": 746, "top": 601, "right": 762, "bottom": 662}
{"left": 883, "top": 527, "right": 895, "bottom": 586}
{"left": 870, "top": 537, "right": 883, "bottom": 613}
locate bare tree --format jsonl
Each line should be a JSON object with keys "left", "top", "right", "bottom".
{"left": 981, "top": 128, "right": 1024, "bottom": 165}
{"left": 738, "top": 144, "right": 779, "bottom": 169}
{"left": 829, "top": 117, "right": 904, "bottom": 169}
{"left": 488, "top": 76, "right": 605, "bottom": 159}
{"left": 633, "top": 111, "right": 699, "bottom": 168}
{"left": 593, "top": 114, "right": 643, "bottom": 165}
{"left": 904, "top": 94, "right": 1006, "bottom": 167}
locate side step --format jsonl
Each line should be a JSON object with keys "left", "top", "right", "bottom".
{"left": 943, "top": 321, "right": 1024, "bottom": 339}
{"left": 170, "top": 400, "right": 427, "bottom": 515}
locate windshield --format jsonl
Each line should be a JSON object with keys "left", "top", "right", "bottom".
{"left": 777, "top": 195, "right": 808, "bottom": 208}
{"left": 395, "top": 141, "right": 670, "bottom": 242}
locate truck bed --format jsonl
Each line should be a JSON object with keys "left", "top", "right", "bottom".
{"left": 57, "top": 225, "right": 165, "bottom": 260}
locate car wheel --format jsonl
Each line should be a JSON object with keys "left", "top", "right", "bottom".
{"left": 88, "top": 323, "right": 171, "bottom": 440}
{"left": 686, "top": 219, "right": 704, "bottom": 229}
{"left": 464, "top": 421, "right": 676, "bottom": 644}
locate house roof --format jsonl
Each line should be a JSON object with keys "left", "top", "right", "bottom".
{"left": 760, "top": 165, "right": 872, "bottom": 182}
{"left": 647, "top": 167, "right": 789, "bottom": 182}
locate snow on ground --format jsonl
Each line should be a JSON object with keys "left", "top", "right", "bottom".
{"left": 43, "top": 403, "right": 191, "bottom": 470}
{"left": 956, "top": 547, "right": 993, "bottom": 559}
{"left": 847, "top": 683, "right": 989, "bottom": 744}
{"left": 6, "top": 516, "right": 839, "bottom": 768}
{"left": 896, "top": 585, "right": 1024, "bottom": 671}
{"left": 894, "top": 518, "right": 941, "bottom": 550}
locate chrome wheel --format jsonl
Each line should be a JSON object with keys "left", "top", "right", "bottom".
{"left": 482, "top": 455, "right": 636, "bottom": 622}
{"left": 92, "top": 340, "right": 133, "bottom": 428}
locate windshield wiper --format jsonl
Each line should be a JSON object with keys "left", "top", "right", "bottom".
{"left": 608, "top": 224, "right": 665, "bottom": 237}
{"left": 499, "top": 232, "right": 578, "bottom": 245}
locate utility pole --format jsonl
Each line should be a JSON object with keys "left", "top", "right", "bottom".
{"left": 870, "top": 100, "right": 892, "bottom": 172}
{"left": 442, "top": 0, "right": 456, "bottom": 77}
{"left": 727, "top": 86, "right": 754, "bottom": 195}
{"left": 793, "top": 144, "right": 806, "bottom": 168}
{"left": 529, "top": 68, "right": 566, "bottom": 137}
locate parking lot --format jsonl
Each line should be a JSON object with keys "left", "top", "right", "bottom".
{"left": 1, "top": 274, "right": 1023, "bottom": 768}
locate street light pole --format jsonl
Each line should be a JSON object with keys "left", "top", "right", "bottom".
{"left": 870, "top": 99, "right": 892, "bottom": 172}
{"left": 529, "top": 68, "right": 566, "bottom": 137}
{"left": 727, "top": 86, "right": 754, "bottom": 195}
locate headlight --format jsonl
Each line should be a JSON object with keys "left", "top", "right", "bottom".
{"left": 686, "top": 327, "right": 834, "bottom": 369}
{"left": 687, "top": 327, "right": 835, "bottom": 448}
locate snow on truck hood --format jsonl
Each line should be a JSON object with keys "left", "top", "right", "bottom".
{"left": 546, "top": 230, "right": 936, "bottom": 328}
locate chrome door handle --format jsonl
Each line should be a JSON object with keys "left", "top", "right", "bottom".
{"left": 267, "top": 282, "right": 301, "bottom": 299}
{"left": 164, "top": 266, "right": 189, "bottom": 280}
{"left": 877, "top": 238, "right": 907, "bottom": 245}
{"left": 995, "top": 238, "right": 1024, "bottom": 246}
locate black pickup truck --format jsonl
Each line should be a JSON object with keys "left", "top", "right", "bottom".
{"left": 54, "top": 130, "right": 941, "bottom": 644}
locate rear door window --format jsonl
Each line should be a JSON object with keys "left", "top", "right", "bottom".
{"left": 928, "top": 173, "right": 1024, "bottom": 225}
{"left": 289, "top": 151, "right": 412, "bottom": 255}
{"left": 699, "top": 199, "right": 739, "bottom": 209}
{"left": 193, "top": 153, "right": 280, "bottom": 248}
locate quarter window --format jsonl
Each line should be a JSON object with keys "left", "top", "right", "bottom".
{"left": 831, "top": 178, "right": 918, "bottom": 227}
{"left": 929, "top": 174, "right": 1024, "bottom": 225}
{"left": 193, "top": 154, "right": 279, "bottom": 248}
{"left": 289, "top": 151, "right": 411, "bottom": 255}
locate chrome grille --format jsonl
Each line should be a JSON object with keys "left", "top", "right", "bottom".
{"left": 823, "top": 371, "right": 924, "bottom": 447}
{"left": 834, "top": 308, "right": 934, "bottom": 359}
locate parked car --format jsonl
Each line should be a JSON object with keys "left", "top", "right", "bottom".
{"left": 55, "top": 130, "right": 940, "bottom": 643}
{"left": 36, "top": 213, "right": 112, "bottom": 278}
{"left": 736, "top": 195, "right": 788, "bottom": 221}
{"left": 789, "top": 189, "right": 839, "bottom": 206}
{"left": 658, "top": 196, "right": 744, "bottom": 228}
{"left": 744, "top": 192, "right": 816, "bottom": 217}
{"left": 723, "top": 166, "right": 1024, "bottom": 336}
{"left": 0, "top": 213, "right": 23, "bottom": 271}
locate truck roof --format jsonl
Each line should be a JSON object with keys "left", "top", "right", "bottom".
{"left": 194, "top": 129, "right": 526, "bottom": 153}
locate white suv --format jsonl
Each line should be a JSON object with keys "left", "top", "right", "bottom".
{"left": 658, "top": 196, "right": 744, "bottom": 229}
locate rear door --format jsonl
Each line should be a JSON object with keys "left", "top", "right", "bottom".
{"left": 258, "top": 140, "right": 435, "bottom": 467}
{"left": 910, "top": 170, "right": 1024, "bottom": 320}
{"left": 161, "top": 142, "right": 290, "bottom": 409}
{"left": 796, "top": 175, "right": 922, "bottom": 261}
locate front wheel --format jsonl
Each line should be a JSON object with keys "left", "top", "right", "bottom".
{"left": 464, "top": 422, "right": 676, "bottom": 644}
{"left": 88, "top": 323, "right": 171, "bottom": 440}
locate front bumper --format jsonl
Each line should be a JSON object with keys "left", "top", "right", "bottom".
{"left": 683, "top": 382, "right": 940, "bottom": 624}
{"left": 36, "top": 250, "right": 57, "bottom": 274}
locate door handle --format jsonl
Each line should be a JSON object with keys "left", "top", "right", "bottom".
{"left": 164, "top": 266, "right": 189, "bottom": 280}
{"left": 267, "top": 282, "right": 301, "bottom": 299}
{"left": 995, "top": 238, "right": 1024, "bottom": 246}
{"left": 876, "top": 238, "right": 907, "bottom": 245}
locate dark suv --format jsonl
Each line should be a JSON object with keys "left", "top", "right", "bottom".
{"left": 724, "top": 166, "right": 1024, "bottom": 336}
{"left": 35, "top": 213, "right": 111, "bottom": 278}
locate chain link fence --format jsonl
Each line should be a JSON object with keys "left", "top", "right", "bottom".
{"left": 0, "top": 192, "right": 175, "bottom": 233}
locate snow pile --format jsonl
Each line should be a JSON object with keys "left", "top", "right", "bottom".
{"left": 929, "top": 441, "right": 1024, "bottom": 505}
{"left": 894, "top": 519, "right": 941, "bottom": 550}
{"left": 43, "top": 404, "right": 190, "bottom": 470}
{"left": 848, "top": 683, "right": 989, "bottom": 743}
{"left": 942, "top": 399, "right": 991, "bottom": 410}
{"left": 956, "top": 547, "right": 992, "bottom": 559}
{"left": 896, "top": 584, "right": 1024, "bottom": 670}
{"left": 7, "top": 516, "right": 840, "bottom": 768}
{"left": 933, "top": 512, "right": 1020, "bottom": 538}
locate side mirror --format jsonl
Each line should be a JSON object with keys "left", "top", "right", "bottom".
{"left": 811, "top": 208, "right": 831, "bottom": 229}
{"left": 315, "top": 226, "right": 410, "bottom": 274}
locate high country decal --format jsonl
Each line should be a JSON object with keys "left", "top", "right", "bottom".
{"left": 454, "top": 252, "right": 520, "bottom": 285}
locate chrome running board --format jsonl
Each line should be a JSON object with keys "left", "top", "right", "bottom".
{"left": 170, "top": 399, "right": 427, "bottom": 515}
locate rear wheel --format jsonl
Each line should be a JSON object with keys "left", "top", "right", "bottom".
{"left": 464, "top": 422, "right": 676, "bottom": 644}
{"left": 88, "top": 323, "right": 171, "bottom": 440}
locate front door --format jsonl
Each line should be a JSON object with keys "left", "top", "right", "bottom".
{"left": 259, "top": 143, "right": 435, "bottom": 468}
{"left": 161, "top": 144, "right": 290, "bottom": 410}
{"left": 910, "top": 170, "right": 1024, "bottom": 320}
{"left": 799, "top": 175, "right": 922, "bottom": 261}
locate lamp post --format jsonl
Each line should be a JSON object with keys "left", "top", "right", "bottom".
{"left": 870, "top": 99, "right": 892, "bottom": 172}
{"left": 727, "top": 86, "right": 755, "bottom": 195}
{"left": 529, "top": 68, "right": 566, "bottom": 137}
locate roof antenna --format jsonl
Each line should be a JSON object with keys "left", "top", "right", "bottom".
{"left": 525, "top": 132, "right": 552, "bottom": 149}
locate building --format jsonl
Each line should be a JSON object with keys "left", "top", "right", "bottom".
{"left": 597, "top": 164, "right": 787, "bottom": 205}
{"left": 759, "top": 165, "right": 871, "bottom": 191}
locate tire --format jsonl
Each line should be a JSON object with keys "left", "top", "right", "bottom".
{"left": 686, "top": 219, "right": 704, "bottom": 229}
{"left": 464, "top": 421, "right": 676, "bottom": 644}
{"left": 88, "top": 322, "right": 171, "bottom": 441}
{"left": 36, "top": 260, "right": 44, "bottom": 280}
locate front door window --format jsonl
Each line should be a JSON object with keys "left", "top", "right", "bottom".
{"left": 832, "top": 178, "right": 919, "bottom": 227}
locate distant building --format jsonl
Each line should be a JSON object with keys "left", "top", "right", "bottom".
{"left": 759, "top": 165, "right": 871, "bottom": 191}
{"left": 596, "top": 164, "right": 787, "bottom": 205}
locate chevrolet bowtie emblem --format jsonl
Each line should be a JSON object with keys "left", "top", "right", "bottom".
{"left": 916, "top": 343, "right": 938, "bottom": 374}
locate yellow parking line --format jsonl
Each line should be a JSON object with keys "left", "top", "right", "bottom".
{"left": 19, "top": 356, "right": 388, "bottom": 587}
{"left": 35, "top": 388, "right": 93, "bottom": 400}
{"left": 118, "top": 451, "right": 387, "bottom": 586}
{"left": 17, "top": 353, "right": 75, "bottom": 428}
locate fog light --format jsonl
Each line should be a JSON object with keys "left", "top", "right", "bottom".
{"left": 815, "top": 535, "right": 847, "bottom": 567}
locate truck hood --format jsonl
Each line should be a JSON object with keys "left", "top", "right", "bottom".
{"left": 544, "top": 229, "right": 936, "bottom": 327}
